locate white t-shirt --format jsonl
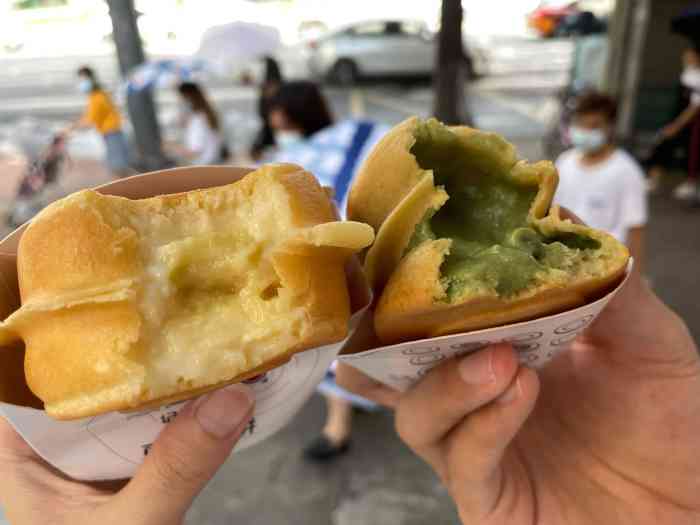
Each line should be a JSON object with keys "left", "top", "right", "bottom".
{"left": 184, "top": 112, "right": 223, "bottom": 165}
{"left": 681, "top": 68, "right": 700, "bottom": 106}
{"left": 554, "top": 148, "right": 648, "bottom": 243}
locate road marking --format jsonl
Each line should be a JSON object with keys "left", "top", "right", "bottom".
{"left": 363, "top": 93, "right": 429, "bottom": 117}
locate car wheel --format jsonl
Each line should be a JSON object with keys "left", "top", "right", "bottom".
{"left": 330, "top": 59, "right": 358, "bottom": 86}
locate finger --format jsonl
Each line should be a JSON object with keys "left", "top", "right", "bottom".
{"left": 446, "top": 367, "right": 540, "bottom": 520}
{"left": 115, "top": 384, "right": 254, "bottom": 525}
{"left": 335, "top": 363, "right": 401, "bottom": 408}
{"left": 395, "top": 344, "right": 519, "bottom": 455}
{"left": 0, "top": 415, "right": 36, "bottom": 463}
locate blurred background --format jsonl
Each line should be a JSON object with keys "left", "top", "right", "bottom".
{"left": 0, "top": 1, "right": 698, "bottom": 524}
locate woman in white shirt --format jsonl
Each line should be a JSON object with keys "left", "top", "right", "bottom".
{"left": 170, "top": 82, "right": 226, "bottom": 166}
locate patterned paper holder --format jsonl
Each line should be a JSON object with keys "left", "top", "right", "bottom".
{"left": 339, "top": 263, "right": 632, "bottom": 392}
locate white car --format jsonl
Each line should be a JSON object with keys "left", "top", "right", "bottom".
{"left": 307, "top": 19, "right": 488, "bottom": 85}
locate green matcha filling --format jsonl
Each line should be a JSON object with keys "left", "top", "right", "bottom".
{"left": 408, "top": 122, "right": 600, "bottom": 301}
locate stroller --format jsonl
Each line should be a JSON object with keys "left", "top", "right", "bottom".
{"left": 7, "top": 133, "right": 68, "bottom": 229}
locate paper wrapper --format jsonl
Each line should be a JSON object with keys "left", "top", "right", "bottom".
{"left": 339, "top": 265, "right": 632, "bottom": 392}
{"left": 0, "top": 166, "right": 371, "bottom": 481}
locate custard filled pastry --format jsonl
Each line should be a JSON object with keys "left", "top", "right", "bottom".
{"left": 0, "top": 164, "right": 374, "bottom": 419}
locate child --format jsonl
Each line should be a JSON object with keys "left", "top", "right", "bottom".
{"left": 555, "top": 92, "right": 647, "bottom": 271}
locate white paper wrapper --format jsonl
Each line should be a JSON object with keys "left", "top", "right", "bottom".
{"left": 0, "top": 313, "right": 365, "bottom": 481}
{"left": 0, "top": 166, "right": 371, "bottom": 481}
{"left": 339, "top": 264, "right": 632, "bottom": 392}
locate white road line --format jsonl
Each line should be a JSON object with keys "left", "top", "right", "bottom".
{"left": 363, "top": 93, "right": 429, "bottom": 117}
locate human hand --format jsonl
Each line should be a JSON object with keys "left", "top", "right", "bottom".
{"left": 0, "top": 385, "right": 254, "bottom": 525}
{"left": 338, "top": 274, "right": 700, "bottom": 524}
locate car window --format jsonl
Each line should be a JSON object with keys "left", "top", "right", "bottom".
{"left": 400, "top": 21, "right": 432, "bottom": 41}
{"left": 348, "top": 21, "right": 386, "bottom": 37}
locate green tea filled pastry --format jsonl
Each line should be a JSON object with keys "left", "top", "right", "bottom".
{"left": 348, "top": 117, "right": 629, "bottom": 344}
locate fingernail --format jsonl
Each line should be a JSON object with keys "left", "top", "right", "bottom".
{"left": 458, "top": 348, "right": 496, "bottom": 385}
{"left": 497, "top": 378, "right": 521, "bottom": 405}
{"left": 195, "top": 384, "right": 254, "bottom": 439}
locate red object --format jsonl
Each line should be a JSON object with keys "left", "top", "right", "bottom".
{"left": 528, "top": 1, "right": 580, "bottom": 37}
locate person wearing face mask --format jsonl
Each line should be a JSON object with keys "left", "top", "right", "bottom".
{"left": 555, "top": 92, "right": 648, "bottom": 272}
{"left": 68, "top": 66, "right": 131, "bottom": 178}
{"left": 268, "top": 81, "right": 333, "bottom": 149}
{"left": 267, "top": 80, "right": 388, "bottom": 461}
{"left": 647, "top": 45, "right": 700, "bottom": 201}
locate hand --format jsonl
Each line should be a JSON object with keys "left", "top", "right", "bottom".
{"left": 0, "top": 385, "right": 254, "bottom": 525}
{"left": 338, "top": 272, "right": 700, "bottom": 524}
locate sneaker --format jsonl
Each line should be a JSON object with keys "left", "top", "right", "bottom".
{"left": 673, "top": 180, "right": 698, "bottom": 200}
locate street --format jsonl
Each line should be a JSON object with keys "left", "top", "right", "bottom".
{"left": 1, "top": 34, "right": 699, "bottom": 525}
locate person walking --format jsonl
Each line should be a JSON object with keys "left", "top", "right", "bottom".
{"left": 69, "top": 66, "right": 131, "bottom": 178}
{"left": 646, "top": 45, "right": 700, "bottom": 201}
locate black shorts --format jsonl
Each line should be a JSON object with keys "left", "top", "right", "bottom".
{"left": 644, "top": 128, "right": 691, "bottom": 170}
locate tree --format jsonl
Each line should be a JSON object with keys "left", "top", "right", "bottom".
{"left": 105, "top": 0, "right": 168, "bottom": 171}
{"left": 434, "top": 0, "right": 472, "bottom": 125}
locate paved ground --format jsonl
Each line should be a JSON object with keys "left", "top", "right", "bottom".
{"left": 1, "top": 36, "right": 699, "bottom": 525}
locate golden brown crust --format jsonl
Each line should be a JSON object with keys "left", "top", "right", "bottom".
{"left": 374, "top": 238, "right": 627, "bottom": 344}
{"left": 347, "top": 117, "right": 424, "bottom": 231}
{"left": 2, "top": 164, "right": 372, "bottom": 419}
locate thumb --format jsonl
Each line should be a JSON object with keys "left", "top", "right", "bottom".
{"left": 115, "top": 384, "right": 254, "bottom": 524}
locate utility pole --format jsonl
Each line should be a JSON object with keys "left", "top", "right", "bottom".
{"left": 105, "top": 0, "right": 168, "bottom": 171}
{"left": 434, "top": 0, "right": 472, "bottom": 125}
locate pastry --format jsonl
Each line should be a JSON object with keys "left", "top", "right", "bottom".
{"left": 0, "top": 164, "right": 374, "bottom": 419}
{"left": 348, "top": 118, "right": 629, "bottom": 344}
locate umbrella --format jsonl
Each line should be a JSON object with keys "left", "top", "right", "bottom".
{"left": 671, "top": 6, "right": 700, "bottom": 46}
{"left": 195, "top": 21, "right": 281, "bottom": 75}
{"left": 125, "top": 58, "right": 212, "bottom": 93}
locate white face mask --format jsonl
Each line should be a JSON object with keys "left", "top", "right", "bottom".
{"left": 275, "top": 130, "right": 304, "bottom": 149}
{"left": 569, "top": 126, "right": 608, "bottom": 154}
{"left": 681, "top": 66, "right": 700, "bottom": 90}
{"left": 77, "top": 78, "right": 93, "bottom": 94}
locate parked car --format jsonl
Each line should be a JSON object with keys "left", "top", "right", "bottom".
{"left": 306, "top": 19, "right": 489, "bottom": 85}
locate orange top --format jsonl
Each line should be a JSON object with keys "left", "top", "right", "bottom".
{"left": 82, "top": 90, "right": 122, "bottom": 135}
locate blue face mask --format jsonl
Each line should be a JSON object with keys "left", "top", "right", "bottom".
{"left": 275, "top": 130, "right": 304, "bottom": 149}
{"left": 77, "top": 78, "right": 93, "bottom": 94}
{"left": 569, "top": 126, "right": 607, "bottom": 153}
